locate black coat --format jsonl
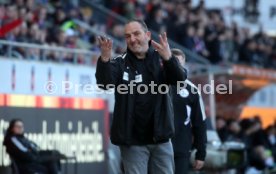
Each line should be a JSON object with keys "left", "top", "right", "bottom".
{"left": 171, "top": 80, "right": 207, "bottom": 161}
{"left": 4, "top": 135, "right": 39, "bottom": 162}
{"left": 3, "top": 134, "right": 48, "bottom": 174}
{"left": 95, "top": 48, "right": 187, "bottom": 145}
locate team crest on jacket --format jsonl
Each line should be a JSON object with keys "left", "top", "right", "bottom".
{"left": 179, "top": 88, "right": 189, "bottom": 98}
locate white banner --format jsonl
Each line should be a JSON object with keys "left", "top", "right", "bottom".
{"left": 0, "top": 58, "right": 98, "bottom": 97}
{"left": 0, "top": 58, "right": 115, "bottom": 111}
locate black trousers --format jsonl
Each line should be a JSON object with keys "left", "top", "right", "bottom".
{"left": 174, "top": 155, "right": 190, "bottom": 174}
{"left": 39, "top": 150, "right": 62, "bottom": 174}
{"left": 19, "top": 150, "right": 62, "bottom": 174}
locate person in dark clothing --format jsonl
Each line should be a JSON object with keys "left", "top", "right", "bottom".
{"left": 3, "top": 119, "right": 65, "bottom": 174}
{"left": 226, "top": 119, "right": 245, "bottom": 143}
{"left": 182, "top": 25, "right": 195, "bottom": 51}
{"left": 265, "top": 125, "right": 276, "bottom": 161}
{"left": 204, "top": 13, "right": 223, "bottom": 64}
{"left": 146, "top": 8, "right": 166, "bottom": 33}
{"left": 239, "top": 39, "right": 258, "bottom": 64}
{"left": 215, "top": 116, "right": 229, "bottom": 142}
{"left": 240, "top": 117, "right": 274, "bottom": 170}
{"left": 249, "top": 119, "right": 275, "bottom": 169}
{"left": 95, "top": 19, "right": 187, "bottom": 174}
{"left": 170, "top": 49, "right": 207, "bottom": 174}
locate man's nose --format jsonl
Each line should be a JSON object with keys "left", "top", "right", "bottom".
{"left": 130, "top": 35, "right": 135, "bottom": 42}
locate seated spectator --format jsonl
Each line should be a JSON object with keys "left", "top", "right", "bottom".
{"left": 265, "top": 125, "right": 276, "bottom": 161}
{"left": 215, "top": 116, "right": 229, "bottom": 142}
{"left": 241, "top": 117, "right": 275, "bottom": 171}
{"left": 226, "top": 119, "right": 245, "bottom": 143}
{"left": 3, "top": 118, "right": 66, "bottom": 174}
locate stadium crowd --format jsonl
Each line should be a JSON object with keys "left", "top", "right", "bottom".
{"left": 216, "top": 116, "right": 276, "bottom": 173}
{"left": 0, "top": 0, "right": 103, "bottom": 63}
{"left": 0, "top": 0, "right": 276, "bottom": 173}
{"left": 106, "top": 0, "right": 276, "bottom": 68}
{"left": 0, "top": 0, "right": 276, "bottom": 68}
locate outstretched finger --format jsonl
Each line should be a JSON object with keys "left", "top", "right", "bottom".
{"left": 151, "top": 40, "right": 162, "bottom": 50}
{"left": 162, "top": 32, "right": 168, "bottom": 44}
{"left": 97, "top": 36, "right": 104, "bottom": 45}
{"left": 101, "top": 35, "right": 110, "bottom": 43}
{"left": 99, "top": 36, "right": 109, "bottom": 45}
{"left": 159, "top": 34, "right": 165, "bottom": 46}
{"left": 107, "top": 39, "right": 113, "bottom": 49}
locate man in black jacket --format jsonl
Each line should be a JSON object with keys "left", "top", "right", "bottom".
{"left": 95, "top": 19, "right": 187, "bottom": 174}
{"left": 171, "top": 49, "right": 207, "bottom": 174}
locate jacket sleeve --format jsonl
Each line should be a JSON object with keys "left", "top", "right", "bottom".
{"left": 7, "top": 136, "right": 38, "bottom": 162}
{"left": 191, "top": 92, "right": 207, "bottom": 161}
{"left": 95, "top": 57, "right": 121, "bottom": 90}
{"left": 163, "top": 56, "right": 187, "bottom": 85}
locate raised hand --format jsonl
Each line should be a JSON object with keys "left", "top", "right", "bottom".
{"left": 98, "top": 36, "right": 113, "bottom": 62}
{"left": 151, "top": 32, "right": 172, "bottom": 61}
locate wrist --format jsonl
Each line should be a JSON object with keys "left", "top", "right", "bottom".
{"left": 100, "top": 56, "right": 110, "bottom": 62}
{"left": 163, "top": 52, "right": 172, "bottom": 61}
{"left": 163, "top": 55, "right": 171, "bottom": 61}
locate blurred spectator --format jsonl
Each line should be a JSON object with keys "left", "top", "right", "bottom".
{"left": 220, "top": 28, "right": 238, "bottom": 62}
{"left": 215, "top": 116, "right": 276, "bottom": 172}
{"left": 3, "top": 118, "right": 66, "bottom": 174}
{"left": 193, "top": 27, "right": 209, "bottom": 58}
{"left": 146, "top": 7, "right": 166, "bottom": 33}
{"left": 182, "top": 25, "right": 195, "bottom": 50}
{"left": 17, "top": 22, "right": 29, "bottom": 42}
{"left": 241, "top": 117, "right": 275, "bottom": 171}
{"left": 226, "top": 119, "right": 245, "bottom": 143}
{"left": 265, "top": 125, "right": 276, "bottom": 161}
{"left": 215, "top": 116, "right": 228, "bottom": 142}
{"left": 0, "top": 4, "right": 5, "bottom": 21}
{"left": 204, "top": 12, "right": 224, "bottom": 63}
{"left": 239, "top": 39, "right": 263, "bottom": 67}
{"left": 110, "top": 24, "right": 124, "bottom": 42}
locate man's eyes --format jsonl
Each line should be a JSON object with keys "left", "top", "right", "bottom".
{"left": 125, "top": 32, "right": 141, "bottom": 38}
{"left": 134, "top": 32, "right": 141, "bottom": 36}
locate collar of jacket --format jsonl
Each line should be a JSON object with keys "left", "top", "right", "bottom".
{"left": 125, "top": 45, "right": 155, "bottom": 71}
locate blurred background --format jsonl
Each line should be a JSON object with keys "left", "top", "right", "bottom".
{"left": 0, "top": 0, "right": 275, "bottom": 173}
